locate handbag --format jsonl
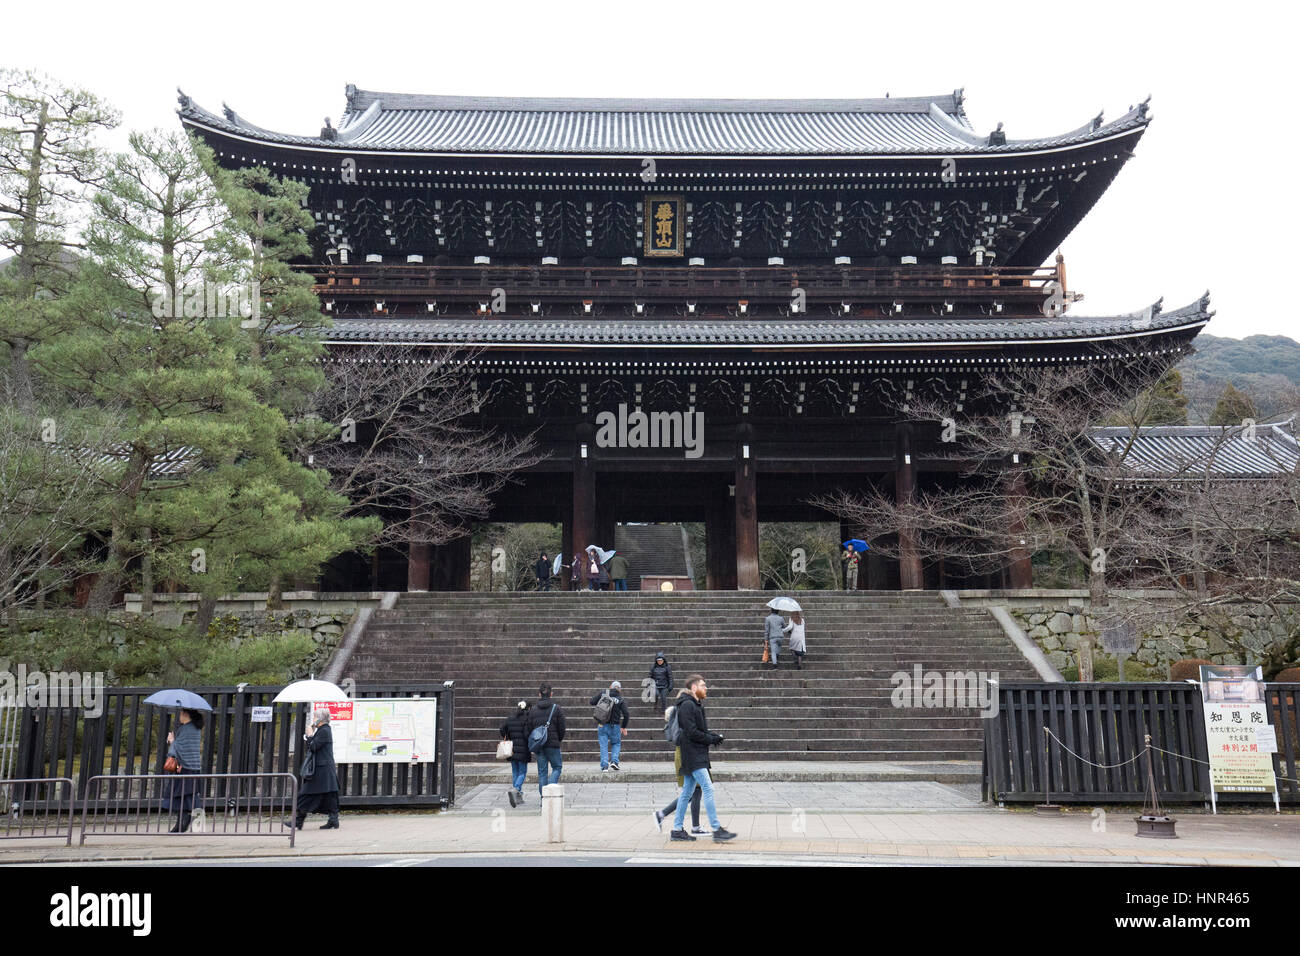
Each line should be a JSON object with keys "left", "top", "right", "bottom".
{"left": 299, "top": 748, "right": 316, "bottom": 780}
{"left": 496, "top": 738, "right": 514, "bottom": 760}
{"left": 164, "top": 756, "right": 181, "bottom": 773}
{"left": 761, "top": 643, "right": 771, "bottom": 664}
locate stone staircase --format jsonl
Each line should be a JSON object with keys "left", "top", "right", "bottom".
{"left": 342, "top": 591, "right": 1038, "bottom": 764}
{"left": 611, "top": 524, "right": 691, "bottom": 589}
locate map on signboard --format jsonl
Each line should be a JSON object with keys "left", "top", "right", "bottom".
{"left": 313, "top": 698, "right": 437, "bottom": 764}
{"left": 1198, "top": 665, "right": 1276, "bottom": 796}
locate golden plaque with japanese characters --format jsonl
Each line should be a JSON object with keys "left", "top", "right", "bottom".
{"left": 644, "top": 194, "right": 684, "bottom": 257}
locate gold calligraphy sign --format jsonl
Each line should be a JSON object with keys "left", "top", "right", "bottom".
{"left": 643, "top": 194, "right": 684, "bottom": 257}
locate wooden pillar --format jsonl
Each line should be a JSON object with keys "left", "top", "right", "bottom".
{"left": 1006, "top": 467, "right": 1034, "bottom": 589}
{"left": 407, "top": 501, "right": 430, "bottom": 592}
{"left": 706, "top": 478, "right": 736, "bottom": 590}
{"left": 895, "top": 424, "right": 924, "bottom": 590}
{"left": 595, "top": 480, "right": 617, "bottom": 555}
{"left": 572, "top": 425, "right": 596, "bottom": 576}
{"left": 560, "top": 484, "right": 574, "bottom": 591}
{"left": 735, "top": 432, "right": 759, "bottom": 589}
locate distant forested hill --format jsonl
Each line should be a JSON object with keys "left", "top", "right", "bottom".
{"left": 1176, "top": 333, "right": 1300, "bottom": 422}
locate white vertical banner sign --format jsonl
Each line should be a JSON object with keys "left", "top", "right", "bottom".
{"left": 1198, "top": 665, "right": 1279, "bottom": 813}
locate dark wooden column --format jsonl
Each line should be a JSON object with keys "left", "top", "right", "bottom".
{"left": 595, "top": 480, "right": 617, "bottom": 555}
{"left": 1005, "top": 466, "right": 1034, "bottom": 589}
{"left": 571, "top": 424, "right": 596, "bottom": 575}
{"left": 895, "top": 424, "right": 924, "bottom": 590}
{"left": 407, "top": 499, "right": 430, "bottom": 592}
{"left": 735, "top": 431, "right": 759, "bottom": 589}
{"left": 706, "top": 478, "right": 736, "bottom": 590}
{"left": 560, "top": 483, "right": 574, "bottom": 591}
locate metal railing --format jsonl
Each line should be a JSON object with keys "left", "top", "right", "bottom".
{"left": 0, "top": 778, "right": 75, "bottom": 845}
{"left": 78, "top": 772, "right": 299, "bottom": 846}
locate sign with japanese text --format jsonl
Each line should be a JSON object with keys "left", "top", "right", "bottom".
{"left": 644, "top": 195, "right": 684, "bottom": 257}
{"left": 1199, "top": 665, "right": 1277, "bottom": 798}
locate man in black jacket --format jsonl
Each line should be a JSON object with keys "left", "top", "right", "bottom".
{"left": 589, "top": 680, "right": 629, "bottom": 771}
{"left": 526, "top": 684, "right": 566, "bottom": 799}
{"left": 649, "top": 653, "right": 674, "bottom": 714}
{"left": 670, "top": 674, "right": 737, "bottom": 843}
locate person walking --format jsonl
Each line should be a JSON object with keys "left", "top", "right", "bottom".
{"left": 653, "top": 688, "right": 704, "bottom": 835}
{"left": 764, "top": 607, "right": 786, "bottom": 669}
{"left": 499, "top": 700, "right": 532, "bottom": 807}
{"left": 649, "top": 652, "right": 674, "bottom": 714}
{"left": 669, "top": 675, "right": 736, "bottom": 843}
{"left": 292, "top": 708, "right": 340, "bottom": 830}
{"left": 162, "top": 708, "right": 203, "bottom": 833}
{"left": 569, "top": 553, "right": 585, "bottom": 591}
{"left": 586, "top": 549, "right": 609, "bottom": 591}
{"left": 589, "top": 680, "right": 629, "bottom": 771}
{"left": 843, "top": 543, "right": 860, "bottom": 591}
{"left": 534, "top": 552, "right": 552, "bottom": 591}
{"left": 608, "top": 551, "right": 630, "bottom": 591}
{"left": 526, "top": 683, "right": 566, "bottom": 799}
{"left": 783, "top": 611, "right": 807, "bottom": 669}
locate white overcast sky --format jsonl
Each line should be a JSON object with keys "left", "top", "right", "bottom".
{"left": 10, "top": 0, "right": 1296, "bottom": 338}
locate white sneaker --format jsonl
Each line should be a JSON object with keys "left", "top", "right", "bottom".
{"left": 601, "top": 766, "right": 610, "bottom": 772}
{"left": 690, "top": 825, "right": 710, "bottom": 835}
{"left": 653, "top": 809, "right": 665, "bottom": 833}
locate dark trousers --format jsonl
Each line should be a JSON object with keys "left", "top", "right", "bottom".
{"left": 296, "top": 790, "right": 339, "bottom": 824}
{"left": 661, "top": 788, "right": 702, "bottom": 828}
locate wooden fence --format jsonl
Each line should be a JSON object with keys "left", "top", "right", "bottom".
{"left": 13, "top": 683, "right": 456, "bottom": 809}
{"left": 983, "top": 682, "right": 1300, "bottom": 805}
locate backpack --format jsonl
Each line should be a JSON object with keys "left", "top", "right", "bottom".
{"left": 528, "top": 704, "right": 557, "bottom": 753}
{"left": 593, "top": 691, "right": 617, "bottom": 724}
{"left": 663, "top": 705, "right": 682, "bottom": 745}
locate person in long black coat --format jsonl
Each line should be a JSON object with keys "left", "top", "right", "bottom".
{"left": 499, "top": 700, "right": 532, "bottom": 807}
{"left": 292, "top": 708, "right": 340, "bottom": 830}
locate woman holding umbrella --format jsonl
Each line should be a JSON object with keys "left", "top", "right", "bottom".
{"left": 162, "top": 708, "right": 203, "bottom": 832}
{"left": 292, "top": 708, "right": 340, "bottom": 829}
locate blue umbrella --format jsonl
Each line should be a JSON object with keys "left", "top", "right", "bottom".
{"left": 144, "top": 689, "right": 213, "bottom": 711}
{"left": 842, "top": 539, "right": 870, "bottom": 552}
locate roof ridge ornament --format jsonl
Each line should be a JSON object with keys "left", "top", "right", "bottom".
{"left": 222, "top": 102, "right": 239, "bottom": 125}
{"left": 345, "top": 83, "right": 359, "bottom": 112}
{"left": 321, "top": 117, "right": 337, "bottom": 141}
{"left": 1091, "top": 110, "right": 1104, "bottom": 131}
{"left": 987, "top": 121, "right": 1006, "bottom": 146}
{"left": 1139, "top": 94, "right": 1151, "bottom": 119}
{"left": 176, "top": 87, "right": 193, "bottom": 112}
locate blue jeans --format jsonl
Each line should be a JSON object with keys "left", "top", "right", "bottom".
{"left": 613, "top": 578, "right": 627, "bottom": 591}
{"left": 509, "top": 759, "right": 527, "bottom": 792}
{"left": 673, "top": 768, "right": 721, "bottom": 831}
{"left": 597, "top": 723, "right": 622, "bottom": 768}
{"left": 536, "top": 747, "right": 562, "bottom": 797}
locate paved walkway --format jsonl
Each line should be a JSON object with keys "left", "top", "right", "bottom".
{"left": 457, "top": 781, "right": 985, "bottom": 812}
{"left": 2, "top": 799, "right": 1296, "bottom": 866}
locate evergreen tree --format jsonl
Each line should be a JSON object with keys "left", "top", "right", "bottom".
{"left": 1144, "top": 367, "right": 1190, "bottom": 425}
{"left": 1208, "top": 382, "right": 1259, "bottom": 426}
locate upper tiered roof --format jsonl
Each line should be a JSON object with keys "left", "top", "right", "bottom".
{"left": 178, "top": 85, "right": 1150, "bottom": 158}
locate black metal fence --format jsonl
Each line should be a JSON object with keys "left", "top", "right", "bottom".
{"left": 983, "top": 682, "right": 1300, "bottom": 805}
{"left": 14, "top": 682, "right": 455, "bottom": 810}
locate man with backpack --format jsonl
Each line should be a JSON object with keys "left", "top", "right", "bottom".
{"left": 526, "top": 684, "right": 567, "bottom": 799}
{"left": 589, "top": 680, "right": 629, "bottom": 771}
{"left": 669, "top": 674, "right": 737, "bottom": 843}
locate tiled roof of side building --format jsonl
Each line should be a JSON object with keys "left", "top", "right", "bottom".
{"left": 177, "top": 86, "right": 1150, "bottom": 157}
{"left": 322, "top": 295, "right": 1210, "bottom": 348}
{"left": 1090, "top": 421, "right": 1300, "bottom": 479}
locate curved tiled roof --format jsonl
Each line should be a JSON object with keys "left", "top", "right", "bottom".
{"left": 322, "top": 295, "right": 1210, "bottom": 348}
{"left": 1090, "top": 421, "right": 1300, "bottom": 479}
{"left": 177, "top": 86, "right": 1150, "bottom": 158}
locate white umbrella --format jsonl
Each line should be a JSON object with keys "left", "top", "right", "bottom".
{"left": 585, "top": 545, "right": 615, "bottom": 564}
{"left": 552, "top": 553, "right": 563, "bottom": 576}
{"left": 272, "top": 679, "right": 350, "bottom": 704}
{"left": 766, "top": 597, "right": 802, "bottom": 613}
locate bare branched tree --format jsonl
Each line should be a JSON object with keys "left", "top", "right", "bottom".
{"left": 813, "top": 356, "right": 1200, "bottom": 605}
{"left": 308, "top": 345, "right": 545, "bottom": 548}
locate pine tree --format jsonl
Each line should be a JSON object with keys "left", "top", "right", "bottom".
{"left": 1208, "top": 382, "right": 1259, "bottom": 426}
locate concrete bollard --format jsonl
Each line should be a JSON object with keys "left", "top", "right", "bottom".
{"left": 542, "top": 783, "right": 564, "bottom": 843}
